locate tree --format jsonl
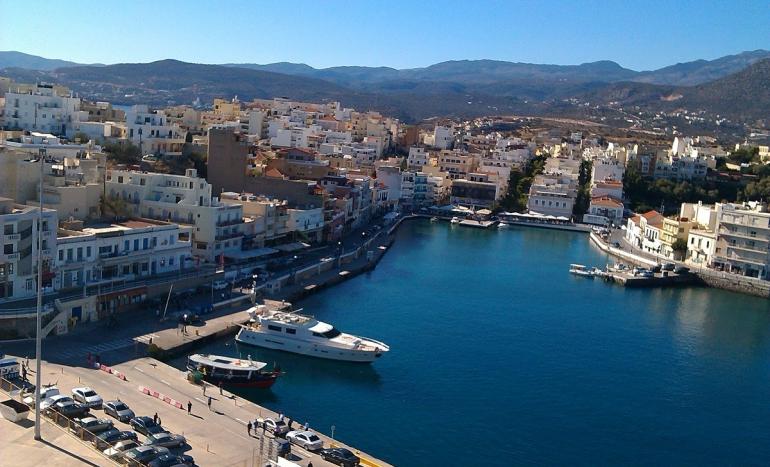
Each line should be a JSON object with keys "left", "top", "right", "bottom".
{"left": 671, "top": 238, "right": 689, "bottom": 260}
{"left": 73, "top": 132, "right": 91, "bottom": 143}
{"left": 573, "top": 159, "right": 592, "bottom": 217}
{"left": 103, "top": 141, "right": 142, "bottom": 165}
{"left": 742, "top": 177, "right": 770, "bottom": 201}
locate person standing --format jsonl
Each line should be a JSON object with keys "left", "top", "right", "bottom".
{"left": 153, "top": 412, "right": 158, "bottom": 424}
{"left": 187, "top": 401, "right": 192, "bottom": 415}
{"left": 202, "top": 383, "right": 206, "bottom": 396}
{"left": 247, "top": 421, "right": 252, "bottom": 436}
{"left": 208, "top": 396, "right": 212, "bottom": 410}
{"left": 218, "top": 381, "right": 223, "bottom": 395}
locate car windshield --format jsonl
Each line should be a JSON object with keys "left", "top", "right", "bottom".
{"left": 275, "top": 421, "right": 286, "bottom": 427}
{"left": 82, "top": 390, "right": 97, "bottom": 397}
{"left": 114, "top": 403, "right": 128, "bottom": 411}
{"left": 308, "top": 435, "right": 320, "bottom": 442}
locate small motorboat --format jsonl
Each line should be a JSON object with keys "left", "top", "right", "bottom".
{"left": 569, "top": 264, "right": 595, "bottom": 278}
{"left": 430, "top": 217, "right": 439, "bottom": 222}
{"left": 450, "top": 217, "right": 460, "bottom": 224}
{"left": 497, "top": 222, "right": 509, "bottom": 229}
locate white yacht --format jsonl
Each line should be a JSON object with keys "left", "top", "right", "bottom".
{"left": 235, "top": 306, "right": 390, "bottom": 363}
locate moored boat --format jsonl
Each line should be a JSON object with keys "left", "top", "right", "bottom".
{"left": 186, "top": 354, "right": 280, "bottom": 388}
{"left": 569, "top": 264, "right": 595, "bottom": 278}
{"left": 236, "top": 307, "right": 389, "bottom": 363}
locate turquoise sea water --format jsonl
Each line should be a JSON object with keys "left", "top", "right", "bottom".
{"left": 188, "top": 220, "right": 770, "bottom": 466}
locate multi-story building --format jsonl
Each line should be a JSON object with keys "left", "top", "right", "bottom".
{"left": 105, "top": 168, "right": 246, "bottom": 262}
{"left": 660, "top": 216, "right": 693, "bottom": 260}
{"left": 54, "top": 218, "right": 192, "bottom": 308}
{"left": 712, "top": 202, "right": 770, "bottom": 279}
{"left": 125, "top": 105, "right": 186, "bottom": 156}
{"left": 3, "top": 84, "right": 86, "bottom": 137}
{"left": 438, "top": 150, "right": 476, "bottom": 180}
{"left": 450, "top": 174, "right": 499, "bottom": 209}
{"left": 584, "top": 196, "right": 624, "bottom": 226}
{"left": 0, "top": 198, "right": 57, "bottom": 302}
{"left": 432, "top": 125, "right": 454, "bottom": 150}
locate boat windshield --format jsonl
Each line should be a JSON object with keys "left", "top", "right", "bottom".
{"left": 322, "top": 328, "right": 341, "bottom": 339}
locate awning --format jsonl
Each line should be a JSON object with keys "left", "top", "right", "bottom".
{"left": 225, "top": 247, "right": 279, "bottom": 260}
{"left": 274, "top": 242, "right": 310, "bottom": 252}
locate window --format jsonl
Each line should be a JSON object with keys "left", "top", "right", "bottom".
{"left": 134, "top": 239, "right": 139, "bottom": 250}
{"left": 285, "top": 328, "right": 296, "bottom": 334}
{"left": 59, "top": 250, "right": 64, "bottom": 261}
{"left": 86, "top": 246, "right": 91, "bottom": 257}
{"left": 267, "top": 325, "right": 282, "bottom": 332}
{"left": 4, "top": 244, "right": 13, "bottom": 254}
{"left": 143, "top": 238, "right": 149, "bottom": 249}
{"left": 4, "top": 224, "right": 13, "bottom": 235}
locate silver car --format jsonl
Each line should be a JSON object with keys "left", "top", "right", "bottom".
{"left": 71, "top": 416, "right": 114, "bottom": 435}
{"left": 258, "top": 417, "right": 289, "bottom": 436}
{"left": 144, "top": 432, "right": 187, "bottom": 448}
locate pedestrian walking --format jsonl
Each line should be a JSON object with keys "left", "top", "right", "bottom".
{"left": 157, "top": 416, "right": 162, "bottom": 426}
{"left": 218, "top": 381, "right": 223, "bottom": 395}
{"left": 208, "top": 396, "right": 212, "bottom": 410}
{"left": 187, "top": 401, "right": 192, "bottom": 414}
{"left": 153, "top": 412, "right": 158, "bottom": 424}
{"left": 202, "top": 383, "right": 206, "bottom": 396}
{"left": 21, "top": 364, "right": 27, "bottom": 381}
{"left": 247, "top": 421, "right": 252, "bottom": 436}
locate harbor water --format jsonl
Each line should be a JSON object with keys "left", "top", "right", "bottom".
{"left": 186, "top": 219, "right": 770, "bottom": 466}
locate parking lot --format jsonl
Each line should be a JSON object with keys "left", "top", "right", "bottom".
{"left": 1, "top": 356, "right": 390, "bottom": 467}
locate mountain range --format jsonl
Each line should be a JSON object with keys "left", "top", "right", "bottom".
{"left": 1, "top": 50, "right": 769, "bottom": 124}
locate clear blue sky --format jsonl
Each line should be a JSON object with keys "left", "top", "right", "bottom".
{"left": 2, "top": 0, "right": 769, "bottom": 70}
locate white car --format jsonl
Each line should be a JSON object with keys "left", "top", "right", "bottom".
{"left": 23, "top": 386, "right": 59, "bottom": 407}
{"left": 286, "top": 430, "right": 323, "bottom": 451}
{"left": 103, "top": 439, "right": 141, "bottom": 459}
{"left": 257, "top": 417, "right": 289, "bottom": 436}
{"left": 40, "top": 394, "right": 72, "bottom": 411}
{"left": 72, "top": 387, "right": 103, "bottom": 409}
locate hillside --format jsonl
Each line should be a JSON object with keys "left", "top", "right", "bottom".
{"left": 0, "top": 51, "right": 94, "bottom": 70}
{"left": 680, "top": 58, "right": 770, "bottom": 120}
{"left": 632, "top": 49, "right": 770, "bottom": 86}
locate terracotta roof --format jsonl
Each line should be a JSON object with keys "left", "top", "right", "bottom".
{"left": 590, "top": 196, "right": 623, "bottom": 208}
{"left": 264, "top": 168, "right": 285, "bottom": 178}
{"left": 642, "top": 210, "right": 662, "bottom": 219}
{"left": 629, "top": 215, "right": 641, "bottom": 225}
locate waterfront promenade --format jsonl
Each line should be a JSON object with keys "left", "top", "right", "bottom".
{"left": 1, "top": 356, "right": 392, "bottom": 466}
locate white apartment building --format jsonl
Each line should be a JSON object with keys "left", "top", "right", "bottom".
{"left": 125, "top": 105, "right": 186, "bottom": 156}
{"left": 527, "top": 183, "right": 575, "bottom": 218}
{"left": 55, "top": 219, "right": 192, "bottom": 297}
{"left": 712, "top": 202, "right": 770, "bottom": 279}
{"left": 105, "top": 169, "right": 245, "bottom": 262}
{"left": 3, "top": 84, "right": 86, "bottom": 137}
{"left": 0, "top": 198, "right": 57, "bottom": 302}
{"left": 432, "top": 125, "right": 454, "bottom": 150}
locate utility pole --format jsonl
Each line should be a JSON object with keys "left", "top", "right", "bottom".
{"left": 34, "top": 148, "right": 45, "bottom": 440}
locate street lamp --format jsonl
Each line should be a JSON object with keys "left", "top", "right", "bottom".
{"left": 34, "top": 148, "right": 44, "bottom": 440}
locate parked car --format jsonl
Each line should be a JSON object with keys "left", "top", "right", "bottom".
{"left": 93, "top": 429, "right": 138, "bottom": 450}
{"left": 144, "top": 432, "right": 186, "bottom": 448}
{"left": 40, "top": 394, "right": 71, "bottom": 411}
{"left": 71, "top": 416, "right": 114, "bottom": 435}
{"left": 257, "top": 417, "right": 289, "bottom": 436}
{"left": 148, "top": 453, "right": 195, "bottom": 467}
{"left": 651, "top": 264, "right": 662, "bottom": 273}
{"left": 23, "top": 385, "right": 59, "bottom": 407}
{"left": 72, "top": 387, "right": 104, "bottom": 409}
{"left": 274, "top": 438, "right": 290, "bottom": 457}
{"left": 122, "top": 445, "right": 170, "bottom": 466}
{"left": 50, "top": 400, "right": 90, "bottom": 419}
{"left": 104, "top": 400, "right": 135, "bottom": 423}
{"left": 320, "top": 447, "right": 361, "bottom": 467}
{"left": 103, "top": 439, "right": 141, "bottom": 459}
{"left": 130, "top": 416, "right": 167, "bottom": 436}
{"left": 662, "top": 262, "right": 676, "bottom": 271}
{"left": 286, "top": 430, "right": 323, "bottom": 451}
{"left": 674, "top": 265, "right": 690, "bottom": 274}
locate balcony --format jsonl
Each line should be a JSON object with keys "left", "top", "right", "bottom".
{"left": 718, "top": 227, "right": 770, "bottom": 242}
{"left": 216, "top": 231, "right": 243, "bottom": 241}
{"left": 216, "top": 218, "right": 243, "bottom": 227}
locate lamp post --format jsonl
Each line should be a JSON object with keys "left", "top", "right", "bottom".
{"left": 34, "top": 148, "right": 45, "bottom": 440}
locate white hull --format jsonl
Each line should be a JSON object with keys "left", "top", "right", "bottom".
{"left": 236, "top": 327, "right": 384, "bottom": 363}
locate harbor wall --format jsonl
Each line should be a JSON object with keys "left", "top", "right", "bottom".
{"left": 589, "top": 232, "right": 770, "bottom": 298}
